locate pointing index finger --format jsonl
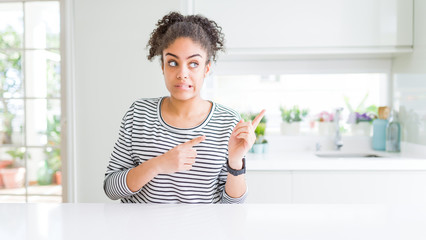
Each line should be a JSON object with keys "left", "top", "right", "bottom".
{"left": 251, "top": 109, "right": 266, "bottom": 129}
{"left": 184, "top": 135, "right": 206, "bottom": 147}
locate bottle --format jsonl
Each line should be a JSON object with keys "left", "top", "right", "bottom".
{"left": 372, "top": 106, "right": 389, "bottom": 151}
{"left": 386, "top": 109, "right": 401, "bottom": 152}
{"left": 372, "top": 119, "right": 388, "bottom": 150}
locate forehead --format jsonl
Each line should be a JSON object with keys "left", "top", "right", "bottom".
{"left": 163, "top": 37, "right": 207, "bottom": 58}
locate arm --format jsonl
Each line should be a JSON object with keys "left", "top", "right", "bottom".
{"left": 104, "top": 105, "right": 139, "bottom": 200}
{"left": 104, "top": 111, "right": 206, "bottom": 200}
{"left": 222, "top": 110, "right": 265, "bottom": 203}
{"left": 219, "top": 159, "right": 248, "bottom": 204}
{"left": 125, "top": 157, "right": 160, "bottom": 192}
{"left": 104, "top": 104, "right": 160, "bottom": 199}
{"left": 224, "top": 157, "right": 247, "bottom": 199}
{"left": 126, "top": 135, "right": 206, "bottom": 192}
{"left": 104, "top": 133, "right": 160, "bottom": 200}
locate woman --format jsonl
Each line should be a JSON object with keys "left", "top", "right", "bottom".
{"left": 104, "top": 12, "right": 265, "bottom": 203}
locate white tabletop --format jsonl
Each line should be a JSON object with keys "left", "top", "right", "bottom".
{"left": 1, "top": 203, "right": 426, "bottom": 240}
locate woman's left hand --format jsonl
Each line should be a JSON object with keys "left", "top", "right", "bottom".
{"left": 228, "top": 110, "right": 266, "bottom": 170}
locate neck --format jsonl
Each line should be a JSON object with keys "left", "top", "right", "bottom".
{"left": 165, "top": 96, "right": 206, "bottom": 118}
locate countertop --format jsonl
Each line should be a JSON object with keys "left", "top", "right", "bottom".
{"left": 246, "top": 151, "right": 426, "bottom": 171}
{"left": 245, "top": 136, "right": 426, "bottom": 171}
{"left": 1, "top": 203, "right": 426, "bottom": 240}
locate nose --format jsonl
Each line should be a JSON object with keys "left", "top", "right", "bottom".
{"left": 177, "top": 65, "right": 189, "bottom": 80}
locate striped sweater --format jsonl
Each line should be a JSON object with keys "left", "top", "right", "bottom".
{"left": 104, "top": 97, "right": 247, "bottom": 203}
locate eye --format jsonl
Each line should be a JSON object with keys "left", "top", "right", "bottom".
{"left": 189, "top": 62, "right": 199, "bottom": 68}
{"left": 168, "top": 60, "right": 177, "bottom": 67}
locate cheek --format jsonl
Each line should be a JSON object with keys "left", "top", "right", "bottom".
{"left": 194, "top": 71, "right": 205, "bottom": 84}
{"left": 195, "top": 67, "right": 207, "bottom": 77}
{"left": 195, "top": 75, "right": 205, "bottom": 88}
{"left": 163, "top": 72, "right": 174, "bottom": 86}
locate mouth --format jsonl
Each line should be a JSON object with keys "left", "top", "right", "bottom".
{"left": 175, "top": 84, "right": 193, "bottom": 90}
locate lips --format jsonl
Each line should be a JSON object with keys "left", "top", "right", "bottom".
{"left": 175, "top": 84, "right": 193, "bottom": 90}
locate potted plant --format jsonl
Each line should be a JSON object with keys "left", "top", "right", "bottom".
{"left": 241, "top": 112, "right": 268, "bottom": 154}
{"left": 315, "top": 111, "right": 335, "bottom": 136}
{"left": 38, "top": 114, "right": 61, "bottom": 185}
{"left": 1, "top": 27, "right": 21, "bottom": 145}
{"left": 0, "top": 158, "right": 13, "bottom": 188}
{"left": 37, "top": 148, "right": 60, "bottom": 185}
{"left": 347, "top": 111, "right": 377, "bottom": 136}
{"left": 253, "top": 121, "right": 268, "bottom": 154}
{"left": 280, "top": 105, "right": 309, "bottom": 135}
{"left": 48, "top": 148, "right": 61, "bottom": 185}
{"left": 345, "top": 94, "right": 378, "bottom": 136}
{"left": 0, "top": 148, "right": 26, "bottom": 189}
{"left": 37, "top": 159, "right": 54, "bottom": 186}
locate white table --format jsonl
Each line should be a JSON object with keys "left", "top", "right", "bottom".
{"left": 1, "top": 203, "right": 426, "bottom": 240}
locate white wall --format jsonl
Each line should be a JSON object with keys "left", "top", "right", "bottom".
{"left": 392, "top": 0, "right": 426, "bottom": 145}
{"left": 392, "top": 0, "right": 426, "bottom": 73}
{"left": 72, "top": 0, "right": 181, "bottom": 202}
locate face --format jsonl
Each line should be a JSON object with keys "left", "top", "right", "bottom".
{"left": 162, "top": 37, "right": 211, "bottom": 101}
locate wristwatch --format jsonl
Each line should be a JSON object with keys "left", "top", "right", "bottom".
{"left": 226, "top": 157, "right": 246, "bottom": 176}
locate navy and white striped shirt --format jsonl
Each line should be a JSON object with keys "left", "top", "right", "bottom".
{"left": 104, "top": 97, "right": 247, "bottom": 203}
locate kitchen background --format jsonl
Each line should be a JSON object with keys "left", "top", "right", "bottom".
{"left": 0, "top": 0, "right": 425, "bottom": 203}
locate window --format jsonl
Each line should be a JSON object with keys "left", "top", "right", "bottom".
{"left": 0, "top": 1, "right": 62, "bottom": 203}
{"left": 202, "top": 61, "right": 389, "bottom": 135}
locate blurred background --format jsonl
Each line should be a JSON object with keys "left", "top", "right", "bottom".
{"left": 0, "top": 0, "right": 425, "bottom": 203}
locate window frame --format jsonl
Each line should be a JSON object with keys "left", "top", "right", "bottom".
{"left": 0, "top": 0, "right": 67, "bottom": 202}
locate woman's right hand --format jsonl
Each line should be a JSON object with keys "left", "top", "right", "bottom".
{"left": 155, "top": 135, "right": 206, "bottom": 174}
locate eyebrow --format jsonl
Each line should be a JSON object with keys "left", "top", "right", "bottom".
{"left": 165, "top": 53, "right": 202, "bottom": 59}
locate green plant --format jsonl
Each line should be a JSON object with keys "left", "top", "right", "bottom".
{"left": 45, "top": 115, "right": 61, "bottom": 172}
{"left": 1, "top": 26, "right": 22, "bottom": 144}
{"left": 344, "top": 93, "right": 377, "bottom": 115}
{"left": 254, "top": 122, "right": 266, "bottom": 143}
{"left": 241, "top": 112, "right": 267, "bottom": 124}
{"left": 5, "top": 148, "right": 28, "bottom": 168}
{"left": 0, "top": 111, "right": 14, "bottom": 143}
{"left": 240, "top": 111, "right": 267, "bottom": 144}
{"left": 46, "top": 148, "right": 60, "bottom": 172}
{"left": 280, "top": 106, "right": 309, "bottom": 123}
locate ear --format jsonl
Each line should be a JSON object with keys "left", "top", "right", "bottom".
{"left": 161, "top": 60, "right": 164, "bottom": 74}
{"left": 160, "top": 55, "right": 165, "bottom": 74}
{"left": 204, "top": 60, "right": 211, "bottom": 78}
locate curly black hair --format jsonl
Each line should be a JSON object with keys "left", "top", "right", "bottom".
{"left": 147, "top": 11, "right": 225, "bottom": 63}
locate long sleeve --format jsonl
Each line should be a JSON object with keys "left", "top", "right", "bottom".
{"left": 104, "top": 104, "right": 140, "bottom": 200}
{"left": 103, "top": 98, "right": 248, "bottom": 203}
{"left": 218, "top": 163, "right": 248, "bottom": 204}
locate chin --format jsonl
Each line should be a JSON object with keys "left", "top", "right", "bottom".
{"left": 171, "top": 92, "right": 198, "bottom": 101}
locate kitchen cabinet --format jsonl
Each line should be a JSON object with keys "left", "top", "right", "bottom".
{"left": 245, "top": 171, "right": 292, "bottom": 203}
{"left": 246, "top": 170, "right": 426, "bottom": 204}
{"left": 292, "top": 171, "right": 426, "bottom": 204}
{"left": 193, "top": 0, "right": 413, "bottom": 58}
{"left": 245, "top": 144, "right": 426, "bottom": 204}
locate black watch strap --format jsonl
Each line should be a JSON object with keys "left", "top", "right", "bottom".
{"left": 226, "top": 157, "right": 246, "bottom": 176}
